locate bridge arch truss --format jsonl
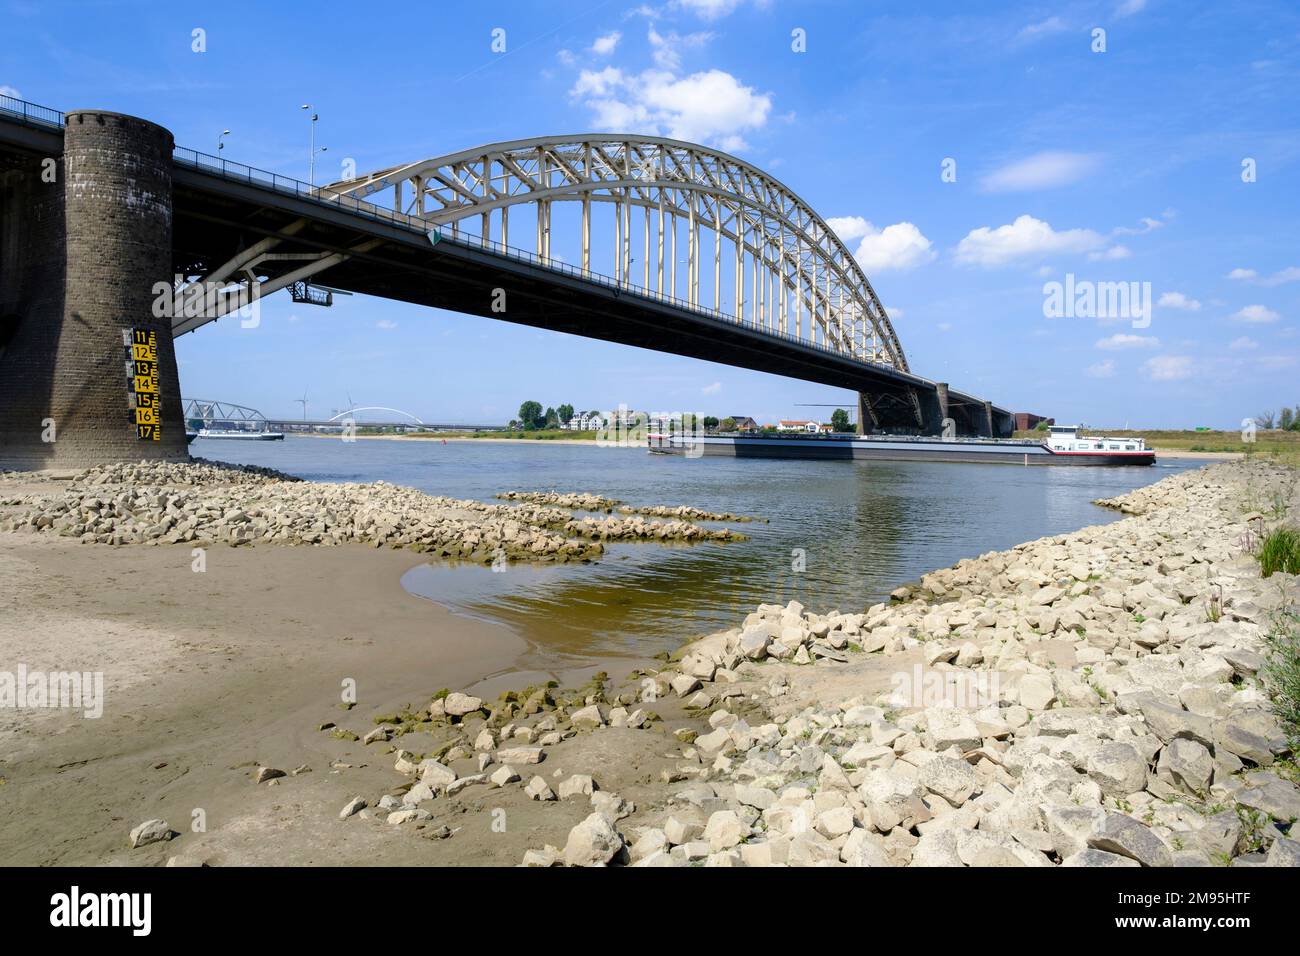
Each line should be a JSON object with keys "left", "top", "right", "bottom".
{"left": 328, "top": 136, "right": 908, "bottom": 373}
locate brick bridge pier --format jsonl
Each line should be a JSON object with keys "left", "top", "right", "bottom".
{"left": 0, "top": 110, "right": 188, "bottom": 470}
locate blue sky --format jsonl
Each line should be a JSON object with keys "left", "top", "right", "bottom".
{"left": 3, "top": 0, "right": 1298, "bottom": 427}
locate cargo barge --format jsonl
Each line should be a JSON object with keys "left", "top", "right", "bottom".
{"left": 649, "top": 424, "right": 1155, "bottom": 467}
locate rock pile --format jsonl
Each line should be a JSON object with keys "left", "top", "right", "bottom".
{"left": 498, "top": 489, "right": 761, "bottom": 524}
{"left": 71, "top": 458, "right": 297, "bottom": 489}
{"left": 1, "top": 462, "right": 748, "bottom": 560}
{"left": 497, "top": 491, "right": 620, "bottom": 511}
{"left": 491, "top": 459, "right": 1299, "bottom": 866}
{"left": 617, "top": 504, "right": 761, "bottom": 523}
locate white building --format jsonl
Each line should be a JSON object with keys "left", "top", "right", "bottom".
{"left": 564, "top": 412, "right": 607, "bottom": 431}
{"left": 777, "top": 419, "right": 822, "bottom": 433}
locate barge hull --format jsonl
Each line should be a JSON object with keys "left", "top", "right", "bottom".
{"left": 651, "top": 436, "right": 1154, "bottom": 466}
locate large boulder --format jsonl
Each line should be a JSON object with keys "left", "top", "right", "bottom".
{"left": 442, "top": 692, "right": 484, "bottom": 717}
{"left": 1086, "top": 742, "right": 1148, "bottom": 797}
{"left": 1088, "top": 814, "right": 1173, "bottom": 867}
{"left": 704, "top": 810, "right": 752, "bottom": 851}
{"left": 1155, "top": 737, "right": 1214, "bottom": 795}
{"left": 129, "top": 819, "right": 172, "bottom": 849}
{"left": 563, "top": 812, "right": 624, "bottom": 866}
{"left": 919, "top": 755, "right": 979, "bottom": 807}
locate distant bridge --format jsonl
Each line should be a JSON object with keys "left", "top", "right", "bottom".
{"left": 0, "top": 95, "right": 1012, "bottom": 468}
{"left": 184, "top": 398, "right": 500, "bottom": 432}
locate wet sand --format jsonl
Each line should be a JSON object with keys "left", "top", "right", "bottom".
{"left": 0, "top": 532, "right": 657, "bottom": 865}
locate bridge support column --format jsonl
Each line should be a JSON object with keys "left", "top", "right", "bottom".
{"left": 856, "top": 390, "right": 882, "bottom": 435}
{"left": 983, "top": 400, "right": 995, "bottom": 438}
{"left": 935, "top": 381, "right": 950, "bottom": 435}
{"left": 0, "top": 110, "right": 188, "bottom": 469}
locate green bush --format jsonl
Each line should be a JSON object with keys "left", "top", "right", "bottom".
{"left": 1258, "top": 525, "right": 1300, "bottom": 577}
{"left": 1263, "top": 609, "right": 1300, "bottom": 748}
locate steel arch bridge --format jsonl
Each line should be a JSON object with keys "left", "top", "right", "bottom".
{"left": 0, "top": 99, "right": 1017, "bottom": 473}
{"left": 325, "top": 406, "right": 425, "bottom": 424}
{"left": 326, "top": 135, "right": 907, "bottom": 374}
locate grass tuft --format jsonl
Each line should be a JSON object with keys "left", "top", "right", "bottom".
{"left": 1262, "top": 608, "right": 1300, "bottom": 750}
{"left": 1258, "top": 525, "right": 1300, "bottom": 577}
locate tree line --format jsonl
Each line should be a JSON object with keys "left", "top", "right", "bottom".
{"left": 1254, "top": 407, "right": 1300, "bottom": 431}
{"left": 513, "top": 401, "right": 594, "bottom": 430}
{"left": 511, "top": 402, "right": 853, "bottom": 432}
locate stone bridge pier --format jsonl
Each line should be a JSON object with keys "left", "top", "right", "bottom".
{"left": 0, "top": 110, "right": 188, "bottom": 470}
{"left": 854, "top": 382, "right": 1012, "bottom": 437}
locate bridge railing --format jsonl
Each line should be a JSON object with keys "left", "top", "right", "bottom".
{"left": 172, "top": 145, "right": 435, "bottom": 235}
{"left": 0, "top": 93, "right": 64, "bottom": 130}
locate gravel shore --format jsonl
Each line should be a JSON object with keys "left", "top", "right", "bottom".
{"left": 330, "top": 459, "right": 1300, "bottom": 867}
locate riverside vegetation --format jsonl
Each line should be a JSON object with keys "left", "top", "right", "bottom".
{"left": 5, "top": 457, "right": 1299, "bottom": 866}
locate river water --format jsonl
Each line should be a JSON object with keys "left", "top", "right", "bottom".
{"left": 193, "top": 435, "right": 1195, "bottom": 661}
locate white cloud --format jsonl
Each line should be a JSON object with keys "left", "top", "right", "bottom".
{"left": 1229, "top": 336, "right": 1258, "bottom": 350}
{"left": 702, "top": 381, "right": 721, "bottom": 395}
{"left": 673, "top": 0, "right": 745, "bottom": 20}
{"left": 937, "top": 322, "right": 953, "bottom": 332}
{"left": 376, "top": 319, "right": 398, "bottom": 329}
{"left": 572, "top": 66, "right": 624, "bottom": 98}
{"left": 1259, "top": 355, "right": 1298, "bottom": 370}
{"left": 955, "top": 215, "right": 1107, "bottom": 268}
{"left": 980, "top": 151, "right": 1100, "bottom": 192}
{"left": 1143, "top": 355, "right": 1193, "bottom": 381}
{"left": 1231, "top": 305, "right": 1281, "bottom": 324}
{"left": 1096, "top": 333, "right": 1159, "bottom": 350}
{"left": 0, "top": 85, "right": 20, "bottom": 99}
{"left": 1088, "top": 245, "right": 1131, "bottom": 261}
{"left": 1087, "top": 360, "right": 1116, "bottom": 378}
{"left": 1157, "top": 291, "right": 1201, "bottom": 311}
{"left": 590, "top": 32, "right": 621, "bottom": 55}
{"left": 1016, "top": 17, "right": 1069, "bottom": 42}
{"left": 826, "top": 216, "right": 872, "bottom": 241}
{"left": 571, "top": 67, "right": 771, "bottom": 149}
{"left": 1113, "top": 216, "right": 1164, "bottom": 236}
{"left": 648, "top": 26, "right": 713, "bottom": 71}
{"left": 1116, "top": 0, "right": 1148, "bottom": 17}
{"left": 557, "top": 49, "right": 576, "bottom": 67}
{"left": 850, "top": 222, "right": 936, "bottom": 273}
{"left": 1229, "top": 265, "right": 1300, "bottom": 286}
{"left": 1262, "top": 266, "right": 1300, "bottom": 286}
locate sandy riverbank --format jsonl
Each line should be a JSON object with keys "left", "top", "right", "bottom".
{"left": 1152, "top": 449, "right": 1244, "bottom": 460}
{"left": 0, "top": 530, "right": 673, "bottom": 865}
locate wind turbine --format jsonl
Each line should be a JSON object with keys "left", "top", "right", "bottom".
{"left": 295, "top": 390, "right": 309, "bottom": 421}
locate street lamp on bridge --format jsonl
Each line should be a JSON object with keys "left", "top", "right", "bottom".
{"left": 218, "top": 129, "right": 231, "bottom": 154}
{"left": 300, "top": 105, "right": 327, "bottom": 186}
